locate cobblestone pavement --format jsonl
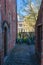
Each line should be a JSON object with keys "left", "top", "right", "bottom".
{"left": 4, "top": 44, "right": 38, "bottom": 65}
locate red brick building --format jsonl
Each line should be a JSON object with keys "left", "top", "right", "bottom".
{"left": 0, "top": 0, "right": 17, "bottom": 65}
{"left": 35, "top": 0, "right": 43, "bottom": 65}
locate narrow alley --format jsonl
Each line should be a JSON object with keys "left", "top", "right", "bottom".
{"left": 4, "top": 44, "right": 38, "bottom": 65}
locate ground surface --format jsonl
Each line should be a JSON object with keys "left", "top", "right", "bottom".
{"left": 4, "top": 44, "right": 38, "bottom": 65}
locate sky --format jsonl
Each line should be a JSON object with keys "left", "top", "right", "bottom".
{"left": 17, "top": 0, "right": 27, "bottom": 16}
{"left": 17, "top": 0, "right": 41, "bottom": 21}
{"left": 17, "top": 0, "right": 36, "bottom": 15}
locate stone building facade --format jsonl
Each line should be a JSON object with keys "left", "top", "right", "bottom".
{"left": 35, "top": 0, "right": 43, "bottom": 65}
{"left": 0, "top": 0, "right": 17, "bottom": 65}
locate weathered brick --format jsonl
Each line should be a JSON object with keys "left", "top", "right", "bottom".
{"left": 0, "top": 0, "right": 17, "bottom": 65}
{"left": 35, "top": 0, "right": 43, "bottom": 65}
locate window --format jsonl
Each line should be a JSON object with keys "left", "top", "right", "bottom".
{"left": 19, "top": 24, "right": 22, "bottom": 27}
{"left": 4, "top": 0, "right": 6, "bottom": 14}
{"left": 2, "top": 21, "right": 9, "bottom": 57}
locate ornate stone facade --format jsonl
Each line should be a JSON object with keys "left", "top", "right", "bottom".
{"left": 0, "top": 0, "right": 17, "bottom": 65}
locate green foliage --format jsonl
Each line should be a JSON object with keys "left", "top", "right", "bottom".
{"left": 17, "top": 32, "right": 35, "bottom": 45}
{"left": 23, "top": 0, "right": 41, "bottom": 32}
{"left": 18, "top": 32, "right": 21, "bottom": 38}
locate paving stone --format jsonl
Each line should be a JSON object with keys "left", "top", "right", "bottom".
{"left": 4, "top": 44, "right": 38, "bottom": 65}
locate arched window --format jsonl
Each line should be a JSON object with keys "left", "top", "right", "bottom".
{"left": 4, "top": 0, "right": 6, "bottom": 14}
{"left": 2, "top": 21, "right": 9, "bottom": 57}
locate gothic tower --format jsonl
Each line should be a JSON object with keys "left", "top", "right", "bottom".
{"left": 0, "top": 0, "right": 17, "bottom": 65}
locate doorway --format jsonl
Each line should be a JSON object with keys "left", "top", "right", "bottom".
{"left": 37, "top": 25, "right": 42, "bottom": 52}
{"left": 4, "top": 27, "right": 7, "bottom": 57}
{"left": 37, "top": 25, "right": 42, "bottom": 64}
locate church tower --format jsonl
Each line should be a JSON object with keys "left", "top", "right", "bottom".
{"left": 0, "top": 0, "right": 17, "bottom": 65}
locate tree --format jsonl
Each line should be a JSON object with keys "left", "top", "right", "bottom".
{"left": 22, "top": 0, "right": 42, "bottom": 32}
{"left": 23, "top": 15, "right": 36, "bottom": 32}
{"left": 22, "top": 0, "right": 42, "bottom": 21}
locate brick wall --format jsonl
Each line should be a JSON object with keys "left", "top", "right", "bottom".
{"left": 0, "top": 0, "right": 17, "bottom": 65}
{"left": 35, "top": 0, "right": 43, "bottom": 65}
